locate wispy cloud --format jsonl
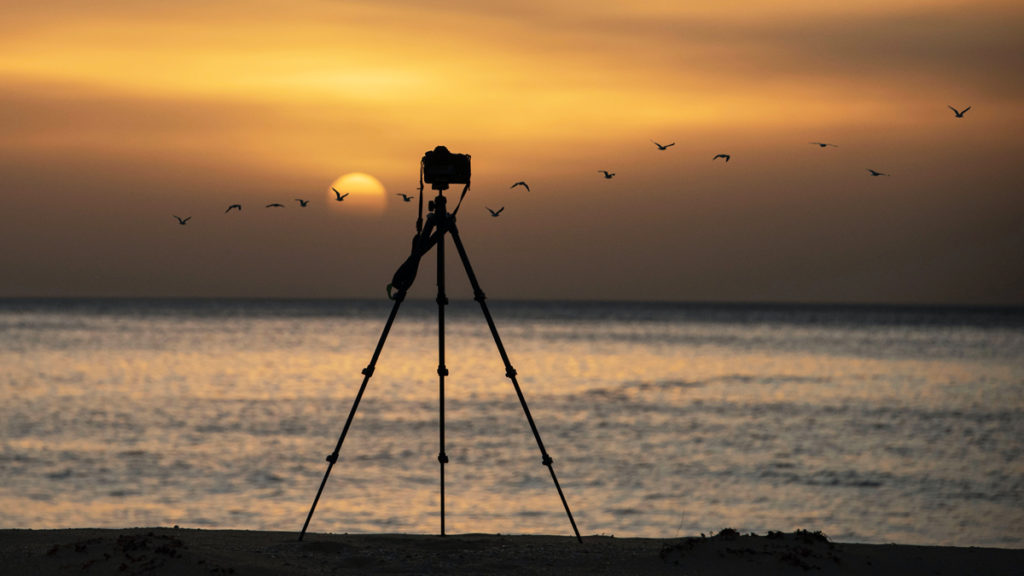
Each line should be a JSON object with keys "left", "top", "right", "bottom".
{"left": 0, "top": 0, "right": 1021, "bottom": 302}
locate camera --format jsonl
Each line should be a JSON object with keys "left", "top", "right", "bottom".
{"left": 422, "top": 145, "right": 471, "bottom": 187}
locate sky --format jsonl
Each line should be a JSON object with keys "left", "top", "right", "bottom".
{"left": 1, "top": 0, "right": 1022, "bottom": 304}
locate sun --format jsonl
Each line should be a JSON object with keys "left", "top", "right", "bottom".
{"left": 328, "top": 172, "right": 387, "bottom": 216}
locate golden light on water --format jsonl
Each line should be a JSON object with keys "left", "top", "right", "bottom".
{"left": 328, "top": 173, "right": 388, "bottom": 216}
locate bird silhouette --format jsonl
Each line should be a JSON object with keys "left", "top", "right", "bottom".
{"left": 948, "top": 105, "right": 971, "bottom": 118}
{"left": 266, "top": 203, "right": 285, "bottom": 208}
{"left": 487, "top": 206, "right": 505, "bottom": 217}
{"left": 295, "top": 199, "right": 309, "bottom": 207}
{"left": 396, "top": 193, "right": 413, "bottom": 202}
{"left": 810, "top": 142, "right": 838, "bottom": 148}
{"left": 713, "top": 154, "right": 730, "bottom": 162}
{"left": 332, "top": 188, "right": 349, "bottom": 201}
{"left": 173, "top": 215, "right": 191, "bottom": 225}
{"left": 866, "top": 169, "right": 890, "bottom": 177}
{"left": 651, "top": 140, "right": 675, "bottom": 150}
{"left": 598, "top": 170, "right": 615, "bottom": 179}
{"left": 225, "top": 204, "right": 242, "bottom": 213}
{"left": 510, "top": 181, "right": 530, "bottom": 191}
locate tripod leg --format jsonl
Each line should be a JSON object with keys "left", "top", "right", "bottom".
{"left": 448, "top": 224, "right": 583, "bottom": 543}
{"left": 299, "top": 291, "right": 407, "bottom": 541}
{"left": 436, "top": 213, "right": 450, "bottom": 536}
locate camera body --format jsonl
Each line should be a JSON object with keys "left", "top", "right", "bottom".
{"left": 422, "top": 145, "right": 471, "bottom": 187}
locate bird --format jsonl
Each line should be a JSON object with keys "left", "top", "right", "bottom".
{"left": 266, "top": 203, "right": 285, "bottom": 208}
{"left": 598, "top": 170, "right": 615, "bottom": 179}
{"left": 487, "top": 206, "right": 505, "bottom": 217}
{"left": 295, "top": 199, "right": 309, "bottom": 207}
{"left": 651, "top": 140, "right": 675, "bottom": 150}
{"left": 510, "top": 181, "right": 530, "bottom": 191}
{"left": 172, "top": 215, "right": 191, "bottom": 225}
{"left": 396, "top": 193, "right": 413, "bottom": 202}
{"left": 332, "top": 188, "right": 349, "bottom": 201}
{"left": 810, "top": 142, "right": 838, "bottom": 148}
{"left": 225, "top": 204, "right": 242, "bottom": 213}
{"left": 948, "top": 105, "right": 971, "bottom": 118}
{"left": 712, "top": 154, "right": 730, "bottom": 162}
{"left": 866, "top": 169, "right": 890, "bottom": 177}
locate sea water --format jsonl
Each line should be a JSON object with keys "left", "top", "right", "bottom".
{"left": 1, "top": 299, "right": 1021, "bottom": 547}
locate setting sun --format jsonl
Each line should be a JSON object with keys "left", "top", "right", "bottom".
{"left": 328, "top": 172, "right": 387, "bottom": 216}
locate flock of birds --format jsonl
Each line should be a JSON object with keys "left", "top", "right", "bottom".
{"left": 590, "top": 105, "right": 971, "bottom": 185}
{"left": 173, "top": 187, "right": 350, "bottom": 225}
{"left": 173, "top": 105, "right": 971, "bottom": 225}
{"left": 601, "top": 140, "right": 868, "bottom": 179}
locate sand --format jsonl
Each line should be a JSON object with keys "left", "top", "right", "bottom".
{"left": 1, "top": 527, "right": 1021, "bottom": 575}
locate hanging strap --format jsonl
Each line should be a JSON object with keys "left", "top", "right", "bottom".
{"left": 451, "top": 180, "right": 471, "bottom": 216}
{"left": 416, "top": 162, "right": 426, "bottom": 234}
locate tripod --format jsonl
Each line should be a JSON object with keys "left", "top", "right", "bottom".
{"left": 299, "top": 182, "right": 582, "bottom": 542}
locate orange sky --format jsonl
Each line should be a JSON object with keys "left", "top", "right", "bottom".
{"left": 1, "top": 0, "right": 1022, "bottom": 303}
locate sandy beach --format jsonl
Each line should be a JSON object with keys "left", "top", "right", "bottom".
{"left": 2, "top": 528, "right": 1021, "bottom": 575}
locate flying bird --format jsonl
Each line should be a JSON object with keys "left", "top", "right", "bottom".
{"left": 712, "top": 154, "right": 731, "bottom": 162}
{"left": 266, "top": 203, "right": 285, "bottom": 208}
{"left": 487, "top": 206, "right": 505, "bottom": 217}
{"left": 332, "top": 188, "right": 349, "bottom": 201}
{"left": 651, "top": 140, "right": 675, "bottom": 150}
{"left": 295, "top": 198, "right": 309, "bottom": 207}
{"left": 810, "top": 142, "right": 838, "bottom": 148}
{"left": 172, "top": 215, "right": 191, "bottom": 225}
{"left": 866, "top": 169, "right": 890, "bottom": 177}
{"left": 948, "top": 105, "right": 971, "bottom": 118}
{"left": 225, "top": 204, "right": 242, "bottom": 213}
{"left": 396, "top": 193, "right": 413, "bottom": 202}
{"left": 510, "top": 181, "right": 530, "bottom": 191}
{"left": 598, "top": 170, "right": 615, "bottom": 179}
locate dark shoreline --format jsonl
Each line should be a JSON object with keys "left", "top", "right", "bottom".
{"left": 2, "top": 528, "right": 1022, "bottom": 575}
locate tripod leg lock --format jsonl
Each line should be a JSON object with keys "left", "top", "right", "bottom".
{"left": 326, "top": 453, "right": 339, "bottom": 464}
{"left": 386, "top": 283, "right": 407, "bottom": 302}
{"left": 361, "top": 366, "right": 375, "bottom": 377}
{"left": 505, "top": 368, "right": 517, "bottom": 379}
{"left": 438, "top": 452, "right": 449, "bottom": 464}
{"left": 438, "top": 365, "right": 449, "bottom": 376}
{"left": 542, "top": 454, "right": 553, "bottom": 466}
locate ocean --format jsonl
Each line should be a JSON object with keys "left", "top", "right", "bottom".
{"left": 1, "top": 299, "right": 1022, "bottom": 547}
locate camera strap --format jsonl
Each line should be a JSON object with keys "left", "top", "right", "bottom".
{"left": 451, "top": 181, "right": 470, "bottom": 216}
{"left": 416, "top": 163, "right": 426, "bottom": 234}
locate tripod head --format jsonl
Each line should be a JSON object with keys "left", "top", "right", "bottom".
{"left": 428, "top": 192, "right": 448, "bottom": 213}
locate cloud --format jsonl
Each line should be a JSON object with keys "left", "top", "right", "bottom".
{"left": 0, "top": 0, "right": 1021, "bottom": 303}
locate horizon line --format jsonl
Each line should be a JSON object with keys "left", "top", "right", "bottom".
{"left": 1, "top": 295, "right": 1022, "bottom": 311}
